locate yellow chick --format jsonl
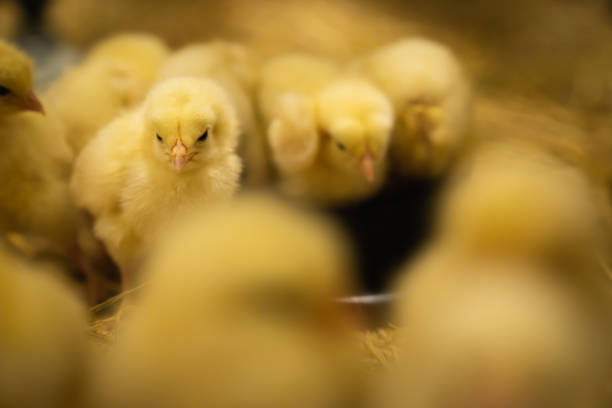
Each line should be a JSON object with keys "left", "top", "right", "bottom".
{"left": 434, "top": 140, "right": 610, "bottom": 278}
{"left": 259, "top": 54, "right": 394, "bottom": 204}
{"left": 45, "top": 33, "right": 169, "bottom": 153}
{"left": 0, "top": 41, "right": 109, "bottom": 299}
{"left": 71, "top": 77, "right": 242, "bottom": 290}
{"left": 0, "top": 247, "right": 90, "bottom": 408}
{"left": 89, "top": 195, "right": 361, "bottom": 408}
{"left": 356, "top": 37, "right": 472, "bottom": 177}
{"left": 381, "top": 260, "right": 611, "bottom": 408}
{"left": 157, "top": 41, "right": 269, "bottom": 184}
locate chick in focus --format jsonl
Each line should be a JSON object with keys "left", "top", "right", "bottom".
{"left": 380, "top": 259, "right": 611, "bottom": 408}
{"left": 71, "top": 77, "right": 242, "bottom": 290}
{"left": 157, "top": 41, "right": 269, "bottom": 184}
{"left": 259, "top": 54, "right": 394, "bottom": 204}
{"left": 0, "top": 247, "right": 89, "bottom": 408}
{"left": 45, "top": 33, "right": 169, "bottom": 153}
{"left": 356, "top": 38, "right": 472, "bottom": 177}
{"left": 90, "top": 196, "right": 362, "bottom": 408}
{"left": 435, "top": 140, "right": 610, "bottom": 279}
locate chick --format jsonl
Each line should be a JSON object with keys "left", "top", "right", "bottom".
{"left": 434, "top": 140, "right": 610, "bottom": 279}
{"left": 157, "top": 41, "right": 269, "bottom": 184}
{"left": 259, "top": 54, "right": 394, "bottom": 203}
{"left": 90, "top": 196, "right": 361, "bottom": 408}
{"left": 71, "top": 77, "right": 242, "bottom": 290}
{"left": 0, "top": 41, "right": 112, "bottom": 300}
{"left": 45, "top": 33, "right": 169, "bottom": 153}
{"left": 0, "top": 41, "right": 44, "bottom": 115}
{"left": 0, "top": 247, "right": 89, "bottom": 408}
{"left": 356, "top": 37, "right": 472, "bottom": 177}
{"left": 380, "top": 259, "right": 611, "bottom": 408}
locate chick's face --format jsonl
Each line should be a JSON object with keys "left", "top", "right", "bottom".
{"left": 0, "top": 42, "right": 44, "bottom": 116}
{"left": 316, "top": 80, "right": 393, "bottom": 182}
{"left": 144, "top": 78, "right": 239, "bottom": 172}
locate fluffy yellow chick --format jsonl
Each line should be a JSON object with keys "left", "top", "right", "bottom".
{"left": 0, "top": 41, "right": 109, "bottom": 299}
{"left": 259, "top": 55, "right": 394, "bottom": 203}
{"left": 89, "top": 196, "right": 361, "bottom": 408}
{"left": 356, "top": 37, "right": 472, "bottom": 177}
{"left": 434, "top": 140, "right": 610, "bottom": 278}
{"left": 157, "top": 41, "right": 269, "bottom": 184}
{"left": 45, "top": 33, "right": 169, "bottom": 153}
{"left": 0, "top": 247, "right": 90, "bottom": 408}
{"left": 71, "top": 77, "right": 242, "bottom": 290}
{"left": 380, "top": 259, "right": 611, "bottom": 408}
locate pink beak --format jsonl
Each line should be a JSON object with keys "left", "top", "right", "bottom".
{"left": 171, "top": 139, "right": 189, "bottom": 171}
{"left": 19, "top": 91, "right": 45, "bottom": 114}
{"left": 359, "top": 152, "right": 375, "bottom": 182}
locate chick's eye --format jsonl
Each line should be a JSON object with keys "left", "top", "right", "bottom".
{"left": 156, "top": 134, "right": 163, "bottom": 142}
{"left": 336, "top": 141, "right": 347, "bottom": 152}
{"left": 0, "top": 86, "right": 10, "bottom": 96}
{"left": 197, "top": 129, "right": 209, "bottom": 143}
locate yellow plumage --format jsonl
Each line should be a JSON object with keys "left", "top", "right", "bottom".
{"left": 383, "top": 256, "right": 611, "bottom": 408}
{"left": 71, "top": 77, "right": 242, "bottom": 289}
{"left": 89, "top": 196, "right": 361, "bottom": 408}
{"left": 356, "top": 37, "right": 472, "bottom": 176}
{"left": 45, "top": 33, "right": 170, "bottom": 153}
{"left": 0, "top": 247, "right": 89, "bottom": 408}
{"left": 157, "top": 41, "right": 269, "bottom": 184}
{"left": 258, "top": 54, "right": 394, "bottom": 204}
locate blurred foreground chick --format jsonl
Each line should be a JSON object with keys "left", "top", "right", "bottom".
{"left": 45, "top": 33, "right": 169, "bottom": 153}
{"left": 435, "top": 140, "right": 610, "bottom": 279}
{"left": 380, "top": 260, "right": 611, "bottom": 408}
{"left": 157, "top": 41, "right": 269, "bottom": 183}
{"left": 71, "top": 77, "right": 242, "bottom": 290}
{"left": 356, "top": 38, "right": 472, "bottom": 177}
{"left": 0, "top": 247, "right": 89, "bottom": 408}
{"left": 259, "top": 55, "right": 393, "bottom": 203}
{"left": 90, "top": 196, "right": 362, "bottom": 408}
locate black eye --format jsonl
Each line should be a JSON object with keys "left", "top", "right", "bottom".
{"left": 197, "top": 129, "right": 208, "bottom": 142}
{"left": 336, "top": 141, "right": 346, "bottom": 151}
{"left": 156, "top": 134, "right": 163, "bottom": 142}
{"left": 0, "top": 86, "right": 10, "bottom": 96}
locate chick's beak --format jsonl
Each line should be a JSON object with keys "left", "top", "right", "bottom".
{"left": 171, "top": 139, "right": 189, "bottom": 171}
{"left": 359, "top": 152, "right": 375, "bottom": 182}
{"left": 19, "top": 91, "right": 45, "bottom": 114}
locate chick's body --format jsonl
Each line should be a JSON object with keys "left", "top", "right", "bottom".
{"left": 382, "top": 258, "right": 611, "bottom": 408}
{"left": 91, "top": 196, "right": 361, "bottom": 408}
{"left": 157, "top": 41, "right": 268, "bottom": 183}
{"left": 45, "top": 34, "right": 169, "bottom": 153}
{"left": 0, "top": 248, "right": 89, "bottom": 408}
{"left": 259, "top": 55, "right": 393, "bottom": 204}
{"left": 71, "top": 77, "right": 242, "bottom": 286}
{"left": 357, "top": 38, "right": 472, "bottom": 177}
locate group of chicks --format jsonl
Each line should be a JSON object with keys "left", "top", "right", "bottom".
{"left": 1, "top": 31, "right": 612, "bottom": 408}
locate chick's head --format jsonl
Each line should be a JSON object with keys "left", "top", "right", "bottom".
{"left": 143, "top": 77, "right": 239, "bottom": 172}
{"left": 0, "top": 41, "right": 44, "bottom": 115}
{"left": 316, "top": 78, "right": 393, "bottom": 182}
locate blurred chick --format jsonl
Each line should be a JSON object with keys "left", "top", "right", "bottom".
{"left": 45, "top": 33, "right": 169, "bottom": 153}
{"left": 71, "top": 77, "right": 242, "bottom": 290}
{"left": 356, "top": 37, "right": 472, "bottom": 177}
{"left": 380, "top": 259, "right": 611, "bottom": 408}
{"left": 90, "top": 196, "right": 362, "bottom": 408}
{"left": 259, "top": 54, "right": 394, "bottom": 204}
{"left": 0, "top": 40, "right": 111, "bottom": 301}
{"left": 0, "top": 247, "right": 89, "bottom": 408}
{"left": 0, "top": 0, "right": 21, "bottom": 39}
{"left": 157, "top": 40, "right": 269, "bottom": 184}
{"left": 435, "top": 140, "right": 611, "bottom": 280}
